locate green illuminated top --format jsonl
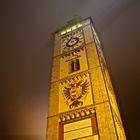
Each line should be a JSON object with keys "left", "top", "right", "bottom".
{"left": 60, "top": 23, "right": 82, "bottom": 35}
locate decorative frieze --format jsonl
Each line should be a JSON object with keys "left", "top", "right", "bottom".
{"left": 59, "top": 107, "right": 95, "bottom": 122}
{"left": 61, "top": 47, "right": 84, "bottom": 59}
{"left": 60, "top": 72, "right": 89, "bottom": 85}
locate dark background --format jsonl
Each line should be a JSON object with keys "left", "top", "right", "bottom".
{"left": 1, "top": 0, "right": 140, "bottom": 140}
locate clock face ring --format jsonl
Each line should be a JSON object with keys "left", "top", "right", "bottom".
{"left": 66, "top": 37, "right": 79, "bottom": 47}
{"left": 61, "top": 29, "right": 84, "bottom": 52}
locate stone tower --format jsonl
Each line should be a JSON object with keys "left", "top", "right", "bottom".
{"left": 46, "top": 17, "right": 126, "bottom": 140}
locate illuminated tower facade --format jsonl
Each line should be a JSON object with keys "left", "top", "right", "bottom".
{"left": 46, "top": 17, "right": 126, "bottom": 140}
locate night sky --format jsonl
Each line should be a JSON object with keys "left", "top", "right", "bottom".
{"left": 1, "top": 0, "right": 140, "bottom": 140}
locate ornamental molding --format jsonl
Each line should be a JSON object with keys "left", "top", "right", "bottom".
{"left": 60, "top": 72, "right": 88, "bottom": 85}
{"left": 59, "top": 106, "right": 95, "bottom": 122}
{"left": 61, "top": 47, "right": 84, "bottom": 59}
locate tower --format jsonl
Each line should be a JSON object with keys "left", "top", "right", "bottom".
{"left": 46, "top": 17, "right": 126, "bottom": 140}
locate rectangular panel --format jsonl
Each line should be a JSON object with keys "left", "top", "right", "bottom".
{"left": 80, "top": 134, "right": 99, "bottom": 140}
{"left": 64, "top": 127, "right": 93, "bottom": 140}
{"left": 64, "top": 118, "right": 91, "bottom": 132}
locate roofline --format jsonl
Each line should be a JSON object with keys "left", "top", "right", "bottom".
{"left": 51, "top": 17, "right": 104, "bottom": 49}
{"left": 52, "top": 17, "right": 93, "bottom": 36}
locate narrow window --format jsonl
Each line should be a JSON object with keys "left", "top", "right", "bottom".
{"left": 69, "top": 59, "right": 80, "bottom": 73}
{"left": 74, "top": 59, "right": 80, "bottom": 71}
{"left": 71, "top": 61, "right": 74, "bottom": 72}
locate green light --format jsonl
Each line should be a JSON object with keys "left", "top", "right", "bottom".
{"left": 61, "top": 30, "right": 66, "bottom": 35}
{"left": 72, "top": 25, "right": 77, "bottom": 30}
{"left": 77, "top": 23, "right": 82, "bottom": 27}
{"left": 66, "top": 28, "right": 71, "bottom": 32}
{"left": 60, "top": 22, "right": 82, "bottom": 35}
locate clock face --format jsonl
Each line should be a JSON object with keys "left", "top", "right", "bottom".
{"left": 61, "top": 29, "right": 84, "bottom": 52}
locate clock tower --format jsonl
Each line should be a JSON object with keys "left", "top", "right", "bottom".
{"left": 46, "top": 17, "right": 126, "bottom": 140}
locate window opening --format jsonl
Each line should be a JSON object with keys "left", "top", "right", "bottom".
{"left": 69, "top": 59, "right": 80, "bottom": 73}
